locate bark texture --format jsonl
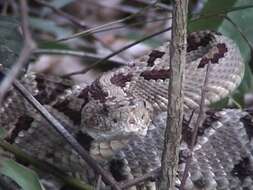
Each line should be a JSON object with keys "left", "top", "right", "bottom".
{"left": 159, "top": 0, "right": 189, "bottom": 189}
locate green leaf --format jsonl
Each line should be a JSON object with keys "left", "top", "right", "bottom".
{"left": 0, "top": 16, "right": 23, "bottom": 69}
{"left": 189, "top": 0, "right": 238, "bottom": 31}
{"left": 0, "top": 159, "right": 43, "bottom": 190}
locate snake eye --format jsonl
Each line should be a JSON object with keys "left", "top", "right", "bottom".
{"left": 113, "top": 118, "right": 117, "bottom": 123}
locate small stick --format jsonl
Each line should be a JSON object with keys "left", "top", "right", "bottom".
{"left": 33, "top": 49, "right": 127, "bottom": 66}
{"left": 179, "top": 63, "right": 211, "bottom": 189}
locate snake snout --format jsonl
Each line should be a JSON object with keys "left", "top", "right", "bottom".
{"left": 125, "top": 99, "right": 153, "bottom": 136}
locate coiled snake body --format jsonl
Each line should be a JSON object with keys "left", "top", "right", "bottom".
{"left": 0, "top": 30, "right": 251, "bottom": 190}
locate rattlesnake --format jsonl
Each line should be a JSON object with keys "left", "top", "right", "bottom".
{"left": 0, "top": 30, "right": 250, "bottom": 190}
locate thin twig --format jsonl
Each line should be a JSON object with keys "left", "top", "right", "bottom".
{"left": 33, "top": 49, "right": 127, "bottom": 65}
{"left": 179, "top": 63, "right": 211, "bottom": 190}
{"left": 185, "top": 109, "right": 196, "bottom": 128}
{"left": 63, "top": 26, "right": 172, "bottom": 77}
{"left": 10, "top": 79, "right": 121, "bottom": 190}
{"left": 0, "top": 0, "right": 36, "bottom": 105}
{"left": 63, "top": 16, "right": 172, "bottom": 38}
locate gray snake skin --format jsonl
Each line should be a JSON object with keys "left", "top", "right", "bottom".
{"left": 0, "top": 30, "right": 251, "bottom": 190}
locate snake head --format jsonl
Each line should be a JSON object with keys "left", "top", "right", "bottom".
{"left": 81, "top": 98, "right": 153, "bottom": 140}
{"left": 80, "top": 98, "right": 153, "bottom": 159}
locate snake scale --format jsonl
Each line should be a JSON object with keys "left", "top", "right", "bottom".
{"left": 0, "top": 30, "right": 251, "bottom": 190}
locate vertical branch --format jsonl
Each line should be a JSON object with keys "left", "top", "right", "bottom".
{"left": 159, "top": 0, "right": 189, "bottom": 190}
